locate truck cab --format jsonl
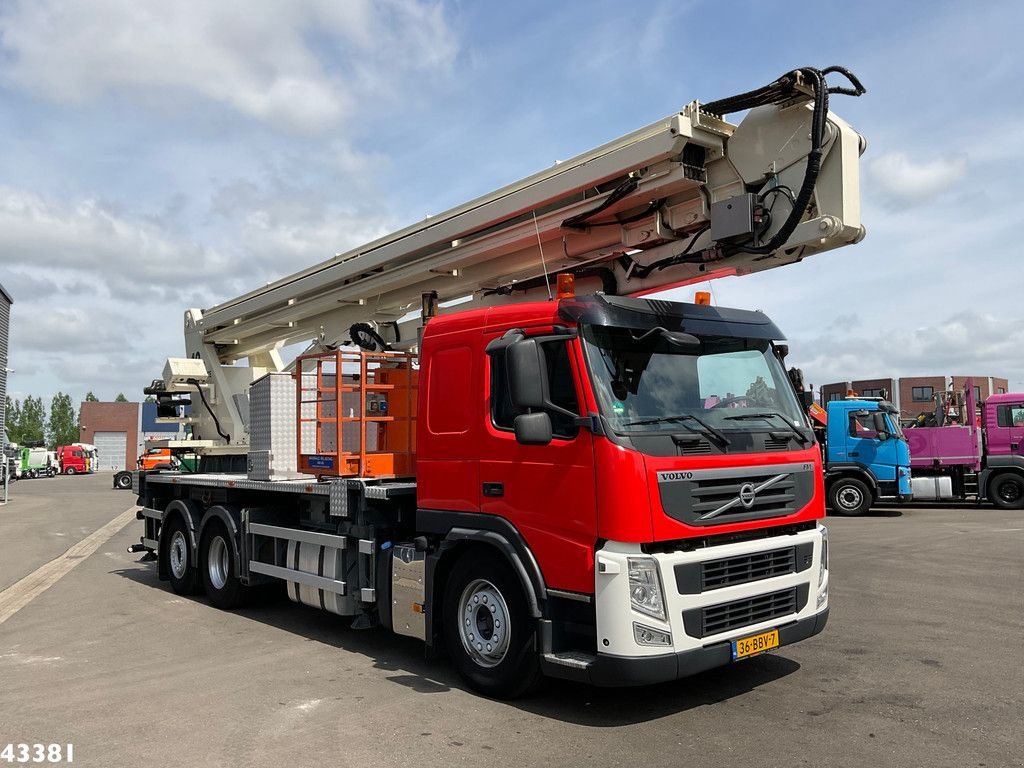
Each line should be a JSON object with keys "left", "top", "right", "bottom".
{"left": 979, "top": 394, "right": 1024, "bottom": 508}
{"left": 821, "top": 398, "right": 911, "bottom": 515}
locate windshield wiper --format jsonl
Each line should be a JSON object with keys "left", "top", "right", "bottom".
{"left": 622, "top": 413, "right": 731, "bottom": 449}
{"left": 723, "top": 411, "right": 810, "bottom": 445}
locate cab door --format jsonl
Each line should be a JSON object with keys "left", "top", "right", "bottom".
{"left": 847, "top": 409, "right": 894, "bottom": 482}
{"left": 479, "top": 336, "right": 597, "bottom": 594}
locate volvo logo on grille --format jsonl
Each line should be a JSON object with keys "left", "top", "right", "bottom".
{"left": 738, "top": 483, "right": 757, "bottom": 509}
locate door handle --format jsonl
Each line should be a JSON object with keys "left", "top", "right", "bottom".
{"left": 482, "top": 482, "right": 504, "bottom": 498}
{"left": 849, "top": 451, "right": 859, "bottom": 457}
{"left": 1012, "top": 442, "right": 1020, "bottom": 451}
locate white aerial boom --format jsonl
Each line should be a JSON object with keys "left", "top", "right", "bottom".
{"left": 151, "top": 66, "right": 866, "bottom": 449}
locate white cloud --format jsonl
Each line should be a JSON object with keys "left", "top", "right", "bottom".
{"left": 868, "top": 152, "right": 968, "bottom": 205}
{"left": 0, "top": 0, "right": 457, "bottom": 134}
{"left": 789, "top": 312, "right": 1024, "bottom": 392}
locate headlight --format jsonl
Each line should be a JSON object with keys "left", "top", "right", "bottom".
{"left": 628, "top": 556, "right": 666, "bottom": 620}
{"left": 819, "top": 526, "right": 829, "bottom": 586}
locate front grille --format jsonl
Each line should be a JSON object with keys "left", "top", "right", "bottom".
{"left": 691, "top": 474, "right": 796, "bottom": 518}
{"left": 657, "top": 462, "right": 815, "bottom": 527}
{"left": 702, "top": 547, "right": 795, "bottom": 590}
{"left": 764, "top": 437, "right": 790, "bottom": 451}
{"left": 673, "top": 541, "right": 814, "bottom": 593}
{"left": 682, "top": 585, "right": 808, "bottom": 638}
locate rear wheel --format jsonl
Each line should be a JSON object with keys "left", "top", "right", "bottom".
{"left": 200, "top": 520, "right": 245, "bottom": 609}
{"left": 829, "top": 477, "right": 871, "bottom": 516}
{"left": 162, "top": 516, "right": 198, "bottom": 595}
{"left": 443, "top": 551, "right": 541, "bottom": 699}
{"left": 989, "top": 473, "right": 1024, "bottom": 510}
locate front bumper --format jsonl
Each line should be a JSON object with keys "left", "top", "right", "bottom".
{"left": 544, "top": 525, "right": 830, "bottom": 687}
{"left": 543, "top": 608, "right": 829, "bottom": 687}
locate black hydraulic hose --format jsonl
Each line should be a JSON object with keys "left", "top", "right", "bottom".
{"left": 561, "top": 176, "right": 640, "bottom": 231}
{"left": 186, "top": 378, "right": 230, "bottom": 443}
{"left": 702, "top": 66, "right": 864, "bottom": 256}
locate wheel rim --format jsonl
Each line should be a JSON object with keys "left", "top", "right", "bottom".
{"left": 208, "top": 536, "right": 229, "bottom": 590}
{"left": 997, "top": 479, "right": 1022, "bottom": 504}
{"left": 169, "top": 530, "right": 188, "bottom": 579}
{"left": 836, "top": 485, "right": 863, "bottom": 510}
{"left": 458, "top": 578, "right": 511, "bottom": 668}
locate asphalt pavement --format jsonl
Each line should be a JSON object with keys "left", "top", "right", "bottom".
{"left": 0, "top": 477, "right": 1021, "bottom": 767}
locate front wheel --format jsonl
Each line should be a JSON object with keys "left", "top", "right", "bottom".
{"left": 829, "top": 477, "right": 872, "bottom": 516}
{"left": 443, "top": 551, "right": 541, "bottom": 699}
{"left": 989, "top": 473, "right": 1024, "bottom": 510}
{"left": 64, "top": 467, "right": 76, "bottom": 475}
{"left": 115, "top": 472, "right": 132, "bottom": 489}
{"left": 200, "top": 520, "right": 246, "bottom": 609}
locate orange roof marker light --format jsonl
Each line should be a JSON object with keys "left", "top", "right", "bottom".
{"left": 694, "top": 291, "right": 712, "bottom": 305}
{"left": 556, "top": 273, "right": 575, "bottom": 299}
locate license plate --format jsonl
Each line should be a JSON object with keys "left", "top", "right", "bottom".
{"left": 731, "top": 629, "right": 779, "bottom": 660}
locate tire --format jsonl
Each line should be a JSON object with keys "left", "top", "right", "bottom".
{"left": 989, "top": 473, "right": 1024, "bottom": 510}
{"left": 162, "top": 515, "right": 198, "bottom": 595}
{"left": 115, "top": 472, "right": 132, "bottom": 489}
{"left": 443, "top": 550, "right": 541, "bottom": 699}
{"left": 199, "top": 520, "right": 246, "bottom": 609}
{"left": 829, "top": 477, "right": 872, "bottom": 516}
{"left": 64, "top": 467, "right": 76, "bottom": 475}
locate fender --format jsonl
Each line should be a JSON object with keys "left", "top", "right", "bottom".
{"left": 825, "top": 463, "right": 878, "bottom": 493}
{"left": 157, "top": 499, "right": 202, "bottom": 581}
{"left": 979, "top": 461, "right": 1024, "bottom": 501}
{"left": 983, "top": 455, "right": 1024, "bottom": 472}
{"left": 198, "top": 505, "right": 243, "bottom": 578}
{"left": 417, "top": 509, "right": 548, "bottom": 647}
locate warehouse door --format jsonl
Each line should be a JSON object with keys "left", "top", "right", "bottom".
{"left": 94, "top": 431, "right": 127, "bottom": 471}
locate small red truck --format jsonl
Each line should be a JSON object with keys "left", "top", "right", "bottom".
{"left": 56, "top": 444, "right": 95, "bottom": 475}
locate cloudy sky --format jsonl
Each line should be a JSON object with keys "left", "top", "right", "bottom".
{"left": 2, "top": 0, "right": 1022, "bottom": 406}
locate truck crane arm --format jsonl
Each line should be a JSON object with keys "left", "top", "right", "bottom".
{"left": 156, "top": 66, "right": 866, "bottom": 449}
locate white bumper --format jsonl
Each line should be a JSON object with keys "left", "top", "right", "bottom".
{"left": 594, "top": 525, "right": 829, "bottom": 660}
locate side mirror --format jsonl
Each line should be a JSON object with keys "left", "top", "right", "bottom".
{"left": 797, "top": 391, "right": 814, "bottom": 410}
{"left": 872, "top": 411, "right": 889, "bottom": 440}
{"left": 514, "top": 412, "right": 552, "bottom": 445}
{"left": 506, "top": 339, "right": 547, "bottom": 409}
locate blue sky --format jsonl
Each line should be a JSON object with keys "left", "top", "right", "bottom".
{"left": 2, "top": 0, "right": 1022, "bottom": 405}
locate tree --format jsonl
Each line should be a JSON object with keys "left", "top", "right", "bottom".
{"left": 5, "top": 396, "right": 21, "bottom": 443}
{"left": 115, "top": 393, "right": 128, "bottom": 402}
{"left": 144, "top": 395, "right": 156, "bottom": 404}
{"left": 47, "top": 392, "right": 78, "bottom": 449}
{"left": 19, "top": 396, "right": 46, "bottom": 446}
{"left": 84, "top": 391, "right": 99, "bottom": 402}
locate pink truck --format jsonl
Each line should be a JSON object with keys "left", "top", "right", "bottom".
{"left": 904, "top": 381, "right": 1024, "bottom": 508}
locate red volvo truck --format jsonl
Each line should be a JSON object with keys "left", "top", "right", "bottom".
{"left": 131, "top": 67, "right": 866, "bottom": 697}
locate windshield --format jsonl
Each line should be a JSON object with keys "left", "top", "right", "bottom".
{"left": 581, "top": 326, "right": 807, "bottom": 435}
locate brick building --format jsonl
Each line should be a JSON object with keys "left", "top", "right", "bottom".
{"left": 78, "top": 401, "right": 140, "bottom": 471}
{"left": 820, "top": 375, "right": 1010, "bottom": 419}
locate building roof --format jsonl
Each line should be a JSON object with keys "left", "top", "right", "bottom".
{"left": 0, "top": 281, "right": 11, "bottom": 305}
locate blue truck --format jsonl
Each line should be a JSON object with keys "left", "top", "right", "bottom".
{"left": 811, "top": 397, "right": 912, "bottom": 515}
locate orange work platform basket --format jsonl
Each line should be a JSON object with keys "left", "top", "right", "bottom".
{"left": 296, "top": 349, "right": 418, "bottom": 478}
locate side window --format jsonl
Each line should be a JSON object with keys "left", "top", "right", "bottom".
{"left": 490, "top": 351, "right": 522, "bottom": 430}
{"left": 490, "top": 341, "right": 580, "bottom": 440}
{"left": 542, "top": 342, "right": 580, "bottom": 439}
{"left": 997, "top": 405, "right": 1024, "bottom": 427}
{"left": 848, "top": 413, "right": 877, "bottom": 439}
